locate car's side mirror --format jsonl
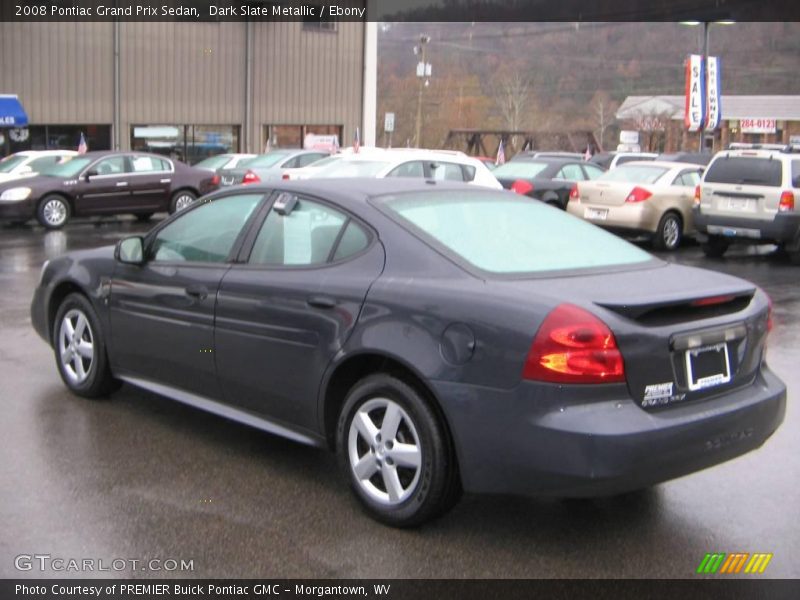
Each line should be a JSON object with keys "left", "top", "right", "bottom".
{"left": 115, "top": 236, "right": 145, "bottom": 265}
{"left": 85, "top": 169, "right": 98, "bottom": 180}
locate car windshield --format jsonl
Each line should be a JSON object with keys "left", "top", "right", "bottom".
{"left": 599, "top": 165, "right": 668, "bottom": 184}
{"left": 491, "top": 161, "right": 549, "bottom": 179}
{"left": 0, "top": 155, "right": 27, "bottom": 173}
{"left": 313, "top": 160, "right": 391, "bottom": 178}
{"left": 193, "top": 155, "right": 232, "bottom": 170}
{"left": 380, "top": 191, "right": 652, "bottom": 274}
{"left": 38, "top": 156, "right": 94, "bottom": 177}
{"left": 242, "top": 151, "right": 292, "bottom": 168}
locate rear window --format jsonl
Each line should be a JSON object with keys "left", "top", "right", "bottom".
{"left": 599, "top": 165, "right": 667, "bottom": 184}
{"left": 380, "top": 191, "right": 651, "bottom": 274}
{"left": 244, "top": 152, "right": 291, "bottom": 168}
{"left": 491, "top": 161, "right": 549, "bottom": 180}
{"left": 704, "top": 156, "right": 783, "bottom": 187}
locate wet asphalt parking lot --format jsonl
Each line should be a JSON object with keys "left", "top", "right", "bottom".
{"left": 1, "top": 215, "right": 798, "bottom": 579}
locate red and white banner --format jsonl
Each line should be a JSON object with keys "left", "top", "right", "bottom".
{"left": 684, "top": 55, "right": 705, "bottom": 132}
{"left": 740, "top": 118, "right": 777, "bottom": 134}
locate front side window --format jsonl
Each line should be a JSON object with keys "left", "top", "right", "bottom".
{"left": 150, "top": 194, "right": 262, "bottom": 263}
{"left": 249, "top": 198, "right": 354, "bottom": 266}
{"left": 93, "top": 156, "right": 127, "bottom": 176}
{"left": 380, "top": 191, "right": 652, "bottom": 274}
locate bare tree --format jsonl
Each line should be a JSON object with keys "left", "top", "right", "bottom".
{"left": 589, "top": 91, "right": 618, "bottom": 151}
{"left": 491, "top": 68, "right": 533, "bottom": 151}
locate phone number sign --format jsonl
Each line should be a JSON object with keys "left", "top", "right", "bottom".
{"left": 740, "top": 118, "right": 777, "bottom": 134}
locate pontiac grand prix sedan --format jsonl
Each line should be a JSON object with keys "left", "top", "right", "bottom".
{"left": 30, "top": 179, "right": 786, "bottom": 527}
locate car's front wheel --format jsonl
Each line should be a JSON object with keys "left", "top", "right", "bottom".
{"left": 53, "top": 293, "right": 119, "bottom": 398}
{"left": 337, "top": 374, "right": 457, "bottom": 527}
{"left": 37, "top": 195, "right": 71, "bottom": 229}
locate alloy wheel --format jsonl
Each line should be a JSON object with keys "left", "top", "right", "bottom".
{"left": 58, "top": 309, "right": 95, "bottom": 384}
{"left": 174, "top": 194, "right": 195, "bottom": 211}
{"left": 347, "top": 397, "right": 422, "bottom": 505}
{"left": 662, "top": 216, "right": 680, "bottom": 249}
{"left": 43, "top": 199, "right": 68, "bottom": 227}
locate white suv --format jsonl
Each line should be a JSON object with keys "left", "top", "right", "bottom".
{"left": 306, "top": 149, "right": 503, "bottom": 189}
{"left": 693, "top": 144, "right": 800, "bottom": 263}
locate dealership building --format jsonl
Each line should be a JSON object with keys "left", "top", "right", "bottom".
{"left": 616, "top": 95, "right": 800, "bottom": 153}
{"left": 0, "top": 15, "right": 376, "bottom": 162}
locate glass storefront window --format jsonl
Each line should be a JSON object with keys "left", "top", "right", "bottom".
{"left": 130, "top": 125, "right": 240, "bottom": 165}
{"left": 264, "top": 124, "right": 342, "bottom": 151}
{"left": 5, "top": 124, "right": 110, "bottom": 155}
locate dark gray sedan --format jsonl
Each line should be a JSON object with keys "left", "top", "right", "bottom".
{"left": 30, "top": 179, "right": 786, "bottom": 527}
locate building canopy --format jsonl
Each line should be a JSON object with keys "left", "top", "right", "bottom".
{"left": 0, "top": 95, "right": 28, "bottom": 128}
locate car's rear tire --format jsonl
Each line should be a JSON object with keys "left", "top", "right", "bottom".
{"left": 336, "top": 374, "right": 457, "bottom": 527}
{"left": 169, "top": 190, "right": 197, "bottom": 214}
{"left": 653, "top": 212, "right": 682, "bottom": 251}
{"left": 37, "top": 195, "right": 71, "bottom": 229}
{"left": 53, "top": 293, "right": 120, "bottom": 398}
{"left": 701, "top": 235, "right": 730, "bottom": 258}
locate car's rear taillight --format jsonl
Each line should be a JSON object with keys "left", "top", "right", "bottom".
{"left": 625, "top": 186, "right": 652, "bottom": 203}
{"left": 511, "top": 180, "right": 533, "bottom": 195}
{"left": 779, "top": 190, "right": 795, "bottom": 212}
{"left": 522, "top": 303, "right": 625, "bottom": 384}
{"left": 282, "top": 173, "right": 291, "bottom": 180}
{"left": 694, "top": 184, "right": 701, "bottom": 206}
{"left": 569, "top": 183, "right": 579, "bottom": 201}
{"left": 210, "top": 174, "right": 220, "bottom": 186}
{"left": 242, "top": 170, "right": 260, "bottom": 184}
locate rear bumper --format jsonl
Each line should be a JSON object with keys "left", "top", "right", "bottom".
{"left": 693, "top": 208, "right": 800, "bottom": 245}
{"left": 432, "top": 366, "right": 786, "bottom": 497}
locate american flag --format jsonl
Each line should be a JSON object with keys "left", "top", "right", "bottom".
{"left": 77, "top": 132, "right": 88, "bottom": 154}
{"left": 353, "top": 127, "right": 360, "bottom": 154}
{"left": 495, "top": 139, "right": 505, "bottom": 165}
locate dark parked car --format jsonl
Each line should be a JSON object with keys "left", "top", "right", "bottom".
{"left": 492, "top": 157, "right": 606, "bottom": 209}
{"left": 0, "top": 151, "right": 215, "bottom": 229}
{"left": 656, "top": 152, "right": 713, "bottom": 166}
{"left": 31, "top": 179, "right": 786, "bottom": 527}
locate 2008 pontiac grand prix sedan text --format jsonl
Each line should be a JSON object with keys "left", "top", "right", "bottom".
{"left": 30, "top": 179, "right": 786, "bottom": 527}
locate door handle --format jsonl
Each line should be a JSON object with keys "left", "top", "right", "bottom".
{"left": 116, "top": 181, "right": 129, "bottom": 187}
{"left": 160, "top": 178, "right": 171, "bottom": 183}
{"left": 185, "top": 284, "right": 209, "bottom": 300}
{"left": 307, "top": 294, "right": 337, "bottom": 309}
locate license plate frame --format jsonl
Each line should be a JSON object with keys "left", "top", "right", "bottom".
{"left": 722, "top": 197, "right": 755, "bottom": 212}
{"left": 584, "top": 207, "right": 608, "bottom": 220}
{"left": 685, "top": 342, "right": 731, "bottom": 391}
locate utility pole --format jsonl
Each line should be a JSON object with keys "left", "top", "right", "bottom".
{"left": 414, "top": 35, "right": 431, "bottom": 148}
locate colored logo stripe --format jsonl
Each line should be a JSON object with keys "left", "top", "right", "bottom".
{"left": 697, "top": 553, "right": 772, "bottom": 574}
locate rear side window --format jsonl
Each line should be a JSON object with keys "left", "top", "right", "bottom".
{"left": 556, "top": 164, "right": 584, "bottom": 180}
{"left": 381, "top": 191, "right": 651, "bottom": 274}
{"left": 430, "top": 162, "right": 465, "bottom": 181}
{"left": 249, "top": 198, "right": 349, "bottom": 266}
{"left": 387, "top": 161, "right": 425, "bottom": 178}
{"left": 704, "top": 156, "right": 783, "bottom": 187}
{"left": 792, "top": 161, "right": 800, "bottom": 188}
{"left": 673, "top": 170, "right": 701, "bottom": 186}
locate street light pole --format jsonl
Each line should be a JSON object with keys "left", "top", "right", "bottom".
{"left": 414, "top": 35, "right": 430, "bottom": 148}
{"left": 701, "top": 21, "right": 710, "bottom": 153}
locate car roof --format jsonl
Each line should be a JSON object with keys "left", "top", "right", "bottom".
{"left": 620, "top": 160, "right": 703, "bottom": 170}
{"left": 205, "top": 178, "right": 499, "bottom": 213}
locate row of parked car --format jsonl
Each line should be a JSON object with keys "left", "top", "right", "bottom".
{"left": 1, "top": 144, "right": 798, "bottom": 264}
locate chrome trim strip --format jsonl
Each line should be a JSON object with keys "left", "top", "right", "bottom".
{"left": 118, "top": 375, "right": 323, "bottom": 447}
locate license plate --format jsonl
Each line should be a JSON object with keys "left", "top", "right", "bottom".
{"left": 584, "top": 207, "right": 608, "bottom": 220}
{"left": 685, "top": 343, "right": 731, "bottom": 391}
{"left": 722, "top": 197, "right": 755, "bottom": 212}
{"left": 221, "top": 177, "right": 235, "bottom": 186}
